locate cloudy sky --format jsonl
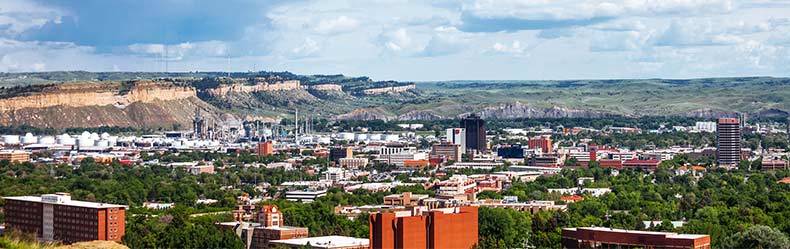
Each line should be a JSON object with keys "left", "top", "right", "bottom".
{"left": 1, "top": 0, "right": 789, "bottom": 80}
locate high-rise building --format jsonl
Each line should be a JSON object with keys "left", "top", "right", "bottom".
{"left": 369, "top": 206, "right": 478, "bottom": 249}
{"left": 460, "top": 114, "right": 486, "bottom": 153}
{"left": 716, "top": 118, "right": 741, "bottom": 167}
{"left": 3, "top": 193, "right": 126, "bottom": 243}
{"left": 561, "top": 227, "right": 710, "bottom": 249}
{"left": 445, "top": 128, "right": 466, "bottom": 153}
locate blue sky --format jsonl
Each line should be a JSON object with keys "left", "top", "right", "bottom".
{"left": 1, "top": 0, "right": 789, "bottom": 81}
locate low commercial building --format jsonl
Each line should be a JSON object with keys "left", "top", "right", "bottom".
{"left": 561, "top": 227, "right": 710, "bottom": 249}
{"left": 270, "top": 236, "right": 369, "bottom": 249}
{"left": 382, "top": 192, "right": 429, "bottom": 207}
{"left": 622, "top": 159, "right": 661, "bottom": 171}
{"left": 0, "top": 150, "right": 30, "bottom": 163}
{"left": 762, "top": 159, "right": 788, "bottom": 170}
{"left": 3, "top": 193, "right": 126, "bottom": 243}
{"left": 220, "top": 205, "right": 309, "bottom": 249}
{"left": 338, "top": 158, "right": 368, "bottom": 168}
{"left": 431, "top": 142, "right": 462, "bottom": 162}
{"left": 369, "top": 206, "right": 478, "bottom": 249}
{"left": 256, "top": 141, "right": 274, "bottom": 156}
{"left": 285, "top": 189, "right": 328, "bottom": 203}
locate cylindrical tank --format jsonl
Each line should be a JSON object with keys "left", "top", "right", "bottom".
{"left": 58, "top": 136, "right": 76, "bottom": 146}
{"left": 40, "top": 136, "right": 56, "bottom": 144}
{"left": 3, "top": 135, "right": 20, "bottom": 145}
{"left": 77, "top": 138, "right": 95, "bottom": 147}
{"left": 385, "top": 134, "right": 399, "bottom": 142}
{"left": 96, "top": 140, "right": 110, "bottom": 147}
{"left": 338, "top": 132, "right": 355, "bottom": 140}
{"left": 22, "top": 133, "right": 38, "bottom": 144}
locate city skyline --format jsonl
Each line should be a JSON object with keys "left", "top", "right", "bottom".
{"left": 0, "top": 0, "right": 789, "bottom": 80}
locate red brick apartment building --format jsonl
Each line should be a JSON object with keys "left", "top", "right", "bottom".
{"left": 3, "top": 193, "right": 126, "bottom": 243}
{"left": 369, "top": 206, "right": 478, "bottom": 249}
{"left": 562, "top": 227, "right": 710, "bottom": 249}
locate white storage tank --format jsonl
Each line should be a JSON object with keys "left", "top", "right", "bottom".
{"left": 77, "top": 137, "right": 95, "bottom": 147}
{"left": 96, "top": 140, "right": 111, "bottom": 147}
{"left": 338, "top": 132, "right": 355, "bottom": 140}
{"left": 3, "top": 135, "right": 20, "bottom": 145}
{"left": 385, "top": 134, "right": 399, "bottom": 142}
{"left": 40, "top": 136, "right": 56, "bottom": 145}
{"left": 22, "top": 133, "right": 38, "bottom": 144}
{"left": 58, "top": 136, "right": 76, "bottom": 146}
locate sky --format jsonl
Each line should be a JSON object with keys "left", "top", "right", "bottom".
{"left": 1, "top": 0, "right": 789, "bottom": 81}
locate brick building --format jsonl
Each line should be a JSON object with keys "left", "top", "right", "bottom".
{"left": 369, "top": 206, "right": 478, "bottom": 249}
{"left": 528, "top": 135, "right": 553, "bottom": 154}
{"left": 3, "top": 193, "right": 126, "bottom": 243}
{"left": 562, "top": 227, "right": 710, "bottom": 249}
{"left": 256, "top": 141, "right": 274, "bottom": 156}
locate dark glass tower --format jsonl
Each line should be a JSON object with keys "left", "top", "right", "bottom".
{"left": 461, "top": 114, "right": 486, "bottom": 153}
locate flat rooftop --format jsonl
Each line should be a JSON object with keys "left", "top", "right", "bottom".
{"left": 270, "top": 236, "right": 369, "bottom": 248}
{"left": 4, "top": 196, "right": 127, "bottom": 209}
{"left": 565, "top": 227, "right": 708, "bottom": 239}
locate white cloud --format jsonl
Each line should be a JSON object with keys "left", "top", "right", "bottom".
{"left": 128, "top": 41, "right": 228, "bottom": 60}
{"left": 380, "top": 28, "right": 421, "bottom": 53}
{"left": 290, "top": 37, "right": 321, "bottom": 58}
{"left": 462, "top": 0, "right": 734, "bottom": 21}
{"left": 418, "top": 26, "right": 470, "bottom": 57}
{"left": 314, "top": 16, "right": 360, "bottom": 35}
{"left": 0, "top": 0, "right": 64, "bottom": 35}
{"left": 490, "top": 40, "right": 528, "bottom": 56}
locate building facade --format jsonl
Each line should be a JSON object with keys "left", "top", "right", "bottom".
{"left": 460, "top": 114, "right": 486, "bottom": 153}
{"left": 431, "top": 142, "right": 462, "bottom": 162}
{"left": 3, "top": 193, "right": 126, "bottom": 243}
{"left": 528, "top": 135, "right": 553, "bottom": 154}
{"left": 716, "top": 118, "right": 741, "bottom": 167}
{"left": 561, "top": 227, "right": 710, "bottom": 249}
{"left": 445, "top": 128, "right": 466, "bottom": 153}
{"left": 369, "top": 206, "right": 478, "bottom": 249}
{"left": 256, "top": 141, "right": 274, "bottom": 156}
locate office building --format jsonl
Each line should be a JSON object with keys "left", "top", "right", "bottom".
{"left": 0, "top": 150, "right": 30, "bottom": 163}
{"left": 460, "top": 114, "right": 486, "bottom": 153}
{"left": 445, "top": 128, "right": 466, "bottom": 153}
{"left": 338, "top": 158, "right": 368, "bottom": 168}
{"left": 716, "top": 118, "right": 741, "bottom": 167}
{"left": 561, "top": 227, "right": 710, "bottom": 249}
{"left": 330, "top": 147, "right": 353, "bottom": 163}
{"left": 497, "top": 144, "right": 525, "bottom": 159}
{"left": 369, "top": 206, "right": 478, "bottom": 249}
{"left": 528, "top": 135, "right": 553, "bottom": 154}
{"left": 431, "top": 142, "right": 462, "bottom": 162}
{"left": 3, "top": 193, "right": 126, "bottom": 243}
{"left": 256, "top": 141, "right": 274, "bottom": 156}
{"left": 383, "top": 192, "right": 429, "bottom": 207}
{"left": 220, "top": 205, "right": 309, "bottom": 249}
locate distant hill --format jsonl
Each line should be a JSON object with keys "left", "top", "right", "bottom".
{"left": 0, "top": 71, "right": 787, "bottom": 129}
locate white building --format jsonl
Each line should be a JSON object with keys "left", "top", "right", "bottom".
{"left": 446, "top": 128, "right": 466, "bottom": 153}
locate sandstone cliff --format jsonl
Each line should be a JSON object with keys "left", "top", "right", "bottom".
{"left": 0, "top": 81, "right": 223, "bottom": 129}
{"left": 473, "top": 102, "right": 608, "bottom": 119}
